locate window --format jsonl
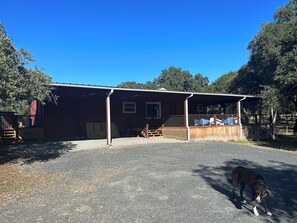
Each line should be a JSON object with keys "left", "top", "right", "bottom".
{"left": 123, "top": 102, "right": 136, "bottom": 113}
{"left": 146, "top": 102, "right": 161, "bottom": 119}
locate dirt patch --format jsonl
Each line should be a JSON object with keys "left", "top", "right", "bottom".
{"left": 0, "top": 141, "right": 76, "bottom": 207}
{"left": 0, "top": 163, "right": 64, "bottom": 207}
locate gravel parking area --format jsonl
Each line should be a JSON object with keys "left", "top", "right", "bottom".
{"left": 0, "top": 138, "right": 296, "bottom": 223}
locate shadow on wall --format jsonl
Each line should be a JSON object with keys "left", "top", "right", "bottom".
{"left": 192, "top": 159, "right": 297, "bottom": 223}
{"left": 0, "top": 141, "right": 76, "bottom": 165}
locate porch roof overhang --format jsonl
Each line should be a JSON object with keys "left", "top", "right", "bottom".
{"left": 52, "top": 82, "right": 259, "bottom": 104}
{"left": 50, "top": 82, "right": 259, "bottom": 145}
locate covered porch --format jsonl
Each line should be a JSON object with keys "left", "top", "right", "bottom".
{"left": 35, "top": 83, "right": 258, "bottom": 145}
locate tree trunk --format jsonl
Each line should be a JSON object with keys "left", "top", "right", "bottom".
{"left": 293, "top": 119, "right": 297, "bottom": 135}
{"left": 271, "top": 108, "right": 277, "bottom": 140}
{"left": 242, "top": 108, "right": 249, "bottom": 125}
{"left": 293, "top": 99, "right": 297, "bottom": 135}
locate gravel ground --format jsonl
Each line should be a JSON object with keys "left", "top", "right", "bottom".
{"left": 0, "top": 138, "right": 296, "bottom": 223}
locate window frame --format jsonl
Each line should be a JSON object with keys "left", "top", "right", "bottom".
{"left": 145, "top": 102, "right": 161, "bottom": 119}
{"left": 123, "top": 102, "right": 136, "bottom": 114}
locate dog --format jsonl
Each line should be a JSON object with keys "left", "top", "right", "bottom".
{"left": 229, "top": 166, "right": 272, "bottom": 216}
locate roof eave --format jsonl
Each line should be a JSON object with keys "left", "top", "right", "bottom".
{"left": 52, "top": 82, "right": 259, "bottom": 100}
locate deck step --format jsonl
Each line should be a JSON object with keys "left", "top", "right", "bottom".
{"left": 140, "top": 126, "right": 163, "bottom": 138}
{"left": 0, "top": 128, "right": 17, "bottom": 142}
{"left": 147, "top": 129, "right": 162, "bottom": 137}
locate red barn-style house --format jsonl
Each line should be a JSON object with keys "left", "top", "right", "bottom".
{"left": 28, "top": 83, "right": 260, "bottom": 145}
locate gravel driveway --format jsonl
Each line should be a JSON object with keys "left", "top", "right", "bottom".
{"left": 0, "top": 138, "right": 296, "bottom": 223}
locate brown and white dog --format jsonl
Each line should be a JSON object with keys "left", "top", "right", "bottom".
{"left": 229, "top": 166, "right": 272, "bottom": 216}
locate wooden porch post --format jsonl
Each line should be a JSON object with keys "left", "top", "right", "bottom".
{"left": 184, "top": 94, "right": 193, "bottom": 141}
{"left": 106, "top": 89, "right": 114, "bottom": 146}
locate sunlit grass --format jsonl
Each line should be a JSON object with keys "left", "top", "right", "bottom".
{"left": 232, "top": 135, "right": 297, "bottom": 151}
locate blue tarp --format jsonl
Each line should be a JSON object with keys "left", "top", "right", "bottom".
{"left": 223, "top": 117, "right": 234, "bottom": 125}
{"left": 198, "top": 118, "right": 210, "bottom": 126}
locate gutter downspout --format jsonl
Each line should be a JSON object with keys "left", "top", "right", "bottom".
{"left": 185, "top": 94, "right": 194, "bottom": 141}
{"left": 106, "top": 89, "right": 114, "bottom": 146}
{"left": 238, "top": 96, "right": 246, "bottom": 140}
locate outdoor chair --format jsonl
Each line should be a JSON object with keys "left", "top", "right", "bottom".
{"left": 195, "top": 118, "right": 210, "bottom": 126}
{"left": 222, "top": 117, "right": 235, "bottom": 125}
{"left": 210, "top": 117, "right": 223, "bottom": 125}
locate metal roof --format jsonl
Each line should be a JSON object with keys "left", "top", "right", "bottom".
{"left": 52, "top": 82, "right": 259, "bottom": 100}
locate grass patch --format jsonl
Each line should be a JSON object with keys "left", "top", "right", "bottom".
{"left": 233, "top": 135, "right": 297, "bottom": 151}
{"left": 0, "top": 182, "right": 16, "bottom": 192}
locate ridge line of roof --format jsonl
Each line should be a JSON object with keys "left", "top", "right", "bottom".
{"left": 52, "top": 82, "right": 259, "bottom": 98}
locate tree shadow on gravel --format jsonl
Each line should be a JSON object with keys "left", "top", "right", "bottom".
{"left": 192, "top": 159, "right": 297, "bottom": 223}
{"left": 0, "top": 141, "right": 76, "bottom": 165}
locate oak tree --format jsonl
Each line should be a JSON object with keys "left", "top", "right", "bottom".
{"left": 0, "top": 22, "right": 54, "bottom": 113}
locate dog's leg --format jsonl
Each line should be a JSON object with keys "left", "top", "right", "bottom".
{"left": 252, "top": 201, "right": 259, "bottom": 216}
{"left": 232, "top": 179, "right": 237, "bottom": 202}
{"left": 251, "top": 191, "right": 260, "bottom": 216}
{"left": 232, "top": 186, "right": 236, "bottom": 201}
{"left": 240, "top": 182, "right": 246, "bottom": 204}
{"left": 263, "top": 199, "right": 272, "bottom": 216}
{"left": 231, "top": 170, "right": 238, "bottom": 202}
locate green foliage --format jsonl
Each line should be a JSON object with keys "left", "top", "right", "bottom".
{"left": 230, "top": 0, "right": 297, "bottom": 114}
{"left": 229, "top": 65, "right": 262, "bottom": 95}
{"left": 117, "top": 66, "right": 210, "bottom": 93}
{"left": 0, "top": 22, "right": 54, "bottom": 114}
{"left": 116, "top": 81, "right": 156, "bottom": 90}
{"left": 152, "top": 66, "right": 195, "bottom": 92}
{"left": 193, "top": 73, "right": 210, "bottom": 93}
{"left": 209, "top": 71, "right": 237, "bottom": 93}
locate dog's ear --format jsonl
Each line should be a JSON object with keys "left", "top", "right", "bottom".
{"left": 265, "top": 188, "right": 271, "bottom": 197}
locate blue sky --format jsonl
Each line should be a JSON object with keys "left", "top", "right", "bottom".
{"left": 1, "top": 0, "right": 288, "bottom": 86}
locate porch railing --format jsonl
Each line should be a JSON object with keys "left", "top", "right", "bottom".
{"left": 17, "top": 115, "right": 43, "bottom": 128}
{"left": 0, "top": 115, "right": 17, "bottom": 130}
{"left": 163, "top": 114, "right": 239, "bottom": 127}
{"left": 0, "top": 115, "right": 42, "bottom": 130}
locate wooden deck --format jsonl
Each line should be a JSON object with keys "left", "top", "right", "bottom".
{"left": 189, "top": 125, "right": 240, "bottom": 141}
{"left": 161, "top": 125, "right": 241, "bottom": 141}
